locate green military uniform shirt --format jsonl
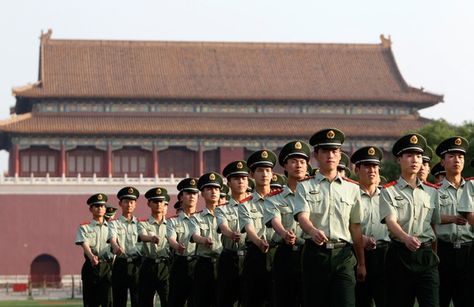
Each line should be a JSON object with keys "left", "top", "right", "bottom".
{"left": 215, "top": 198, "right": 246, "bottom": 250}
{"left": 294, "top": 172, "right": 362, "bottom": 242}
{"left": 435, "top": 178, "right": 473, "bottom": 243}
{"left": 239, "top": 191, "right": 274, "bottom": 242}
{"left": 137, "top": 216, "right": 170, "bottom": 259}
{"left": 360, "top": 187, "right": 390, "bottom": 242}
{"left": 457, "top": 178, "right": 474, "bottom": 215}
{"left": 263, "top": 185, "right": 304, "bottom": 244}
{"left": 190, "top": 208, "right": 223, "bottom": 257}
{"left": 379, "top": 177, "right": 441, "bottom": 243}
{"left": 76, "top": 219, "right": 113, "bottom": 259}
{"left": 108, "top": 215, "right": 141, "bottom": 258}
{"left": 166, "top": 211, "right": 196, "bottom": 256}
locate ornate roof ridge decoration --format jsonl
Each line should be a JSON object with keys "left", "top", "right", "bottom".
{"left": 12, "top": 30, "right": 443, "bottom": 105}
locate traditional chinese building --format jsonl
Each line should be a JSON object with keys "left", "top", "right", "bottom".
{"left": 0, "top": 30, "right": 442, "bottom": 281}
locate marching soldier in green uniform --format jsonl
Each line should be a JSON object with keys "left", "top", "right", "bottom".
{"left": 379, "top": 133, "right": 441, "bottom": 307}
{"left": 431, "top": 162, "right": 447, "bottom": 184}
{"left": 418, "top": 146, "right": 433, "bottom": 182}
{"left": 167, "top": 178, "right": 199, "bottom": 307}
{"left": 220, "top": 184, "right": 230, "bottom": 205}
{"left": 108, "top": 186, "right": 141, "bottom": 307}
{"left": 294, "top": 128, "right": 366, "bottom": 307}
{"left": 264, "top": 140, "right": 310, "bottom": 307}
{"left": 138, "top": 187, "right": 171, "bottom": 307}
{"left": 351, "top": 146, "right": 389, "bottom": 307}
{"left": 104, "top": 205, "right": 118, "bottom": 222}
{"left": 434, "top": 137, "right": 471, "bottom": 307}
{"left": 216, "top": 160, "right": 249, "bottom": 307}
{"left": 190, "top": 172, "right": 224, "bottom": 307}
{"left": 75, "top": 193, "right": 113, "bottom": 307}
{"left": 269, "top": 173, "right": 287, "bottom": 192}
{"left": 338, "top": 151, "right": 352, "bottom": 178}
{"left": 239, "top": 149, "right": 276, "bottom": 307}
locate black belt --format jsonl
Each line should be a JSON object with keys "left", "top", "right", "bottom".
{"left": 438, "top": 240, "right": 474, "bottom": 249}
{"left": 306, "top": 239, "right": 350, "bottom": 249}
{"left": 392, "top": 240, "right": 432, "bottom": 249}
{"left": 276, "top": 243, "right": 303, "bottom": 252}
{"left": 375, "top": 241, "right": 390, "bottom": 248}
{"left": 144, "top": 257, "right": 169, "bottom": 264}
{"left": 116, "top": 256, "right": 141, "bottom": 263}
{"left": 175, "top": 255, "right": 198, "bottom": 262}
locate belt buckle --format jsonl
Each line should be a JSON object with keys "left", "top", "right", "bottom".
{"left": 326, "top": 242, "right": 334, "bottom": 249}
{"left": 237, "top": 250, "right": 245, "bottom": 257}
{"left": 127, "top": 257, "right": 133, "bottom": 263}
{"left": 155, "top": 258, "right": 160, "bottom": 263}
{"left": 292, "top": 245, "right": 299, "bottom": 251}
{"left": 454, "top": 242, "right": 461, "bottom": 249}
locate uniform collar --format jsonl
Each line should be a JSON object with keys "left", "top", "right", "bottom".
{"left": 179, "top": 211, "right": 193, "bottom": 220}
{"left": 119, "top": 215, "right": 137, "bottom": 224}
{"left": 315, "top": 172, "right": 343, "bottom": 184}
{"left": 282, "top": 185, "right": 294, "bottom": 198}
{"left": 149, "top": 215, "right": 166, "bottom": 225}
{"left": 360, "top": 186, "right": 380, "bottom": 197}
{"left": 90, "top": 219, "right": 107, "bottom": 227}
{"left": 397, "top": 177, "right": 423, "bottom": 190}
{"left": 252, "top": 190, "right": 265, "bottom": 201}
{"left": 440, "top": 177, "right": 465, "bottom": 190}
{"left": 202, "top": 207, "right": 215, "bottom": 216}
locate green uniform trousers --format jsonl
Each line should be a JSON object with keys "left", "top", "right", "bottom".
{"left": 217, "top": 249, "right": 243, "bottom": 307}
{"left": 81, "top": 259, "right": 112, "bottom": 307}
{"left": 272, "top": 244, "right": 302, "bottom": 307}
{"left": 168, "top": 255, "right": 196, "bottom": 307}
{"left": 302, "top": 239, "right": 356, "bottom": 307}
{"left": 111, "top": 257, "right": 140, "bottom": 307}
{"left": 138, "top": 257, "right": 170, "bottom": 307}
{"left": 193, "top": 256, "right": 218, "bottom": 307}
{"left": 355, "top": 244, "right": 388, "bottom": 307}
{"left": 386, "top": 241, "right": 439, "bottom": 307}
{"left": 241, "top": 243, "right": 272, "bottom": 307}
{"left": 437, "top": 240, "right": 474, "bottom": 307}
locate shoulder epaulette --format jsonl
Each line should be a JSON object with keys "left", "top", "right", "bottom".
{"left": 423, "top": 181, "right": 439, "bottom": 189}
{"left": 300, "top": 176, "right": 314, "bottom": 182}
{"left": 383, "top": 181, "right": 397, "bottom": 188}
{"left": 342, "top": 177, "right": 359, "bottom": 185}
{"left": 216, "top": 203, "right": 226, "bottom": 207}
{"left": 240, "top": 195, "right": 253, "bottom": 203}
{"left": 138, "top": 217, "right": 148, "bottom": 222}
{"left": 268, "top": 189, "right": 283, "bottom": 197}
{"left": 193, "top": 210, "right": 203, "bottom": 215}
{"left": 80, "top": 221, "right": 89, "bottom": 226}
{"left": 465, "top": 177, "right": 474, "bottom": 181}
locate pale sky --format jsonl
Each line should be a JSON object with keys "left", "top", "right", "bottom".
{"left": 0, "top": 0, "right": 472, "bottom": 173}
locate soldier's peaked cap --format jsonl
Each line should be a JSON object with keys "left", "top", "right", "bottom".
{"left": 278, "top": 141, "right": 311, "bottom": 166}
{"left": 247, "top": 150, "right": 277, "bottom": 170}
{"left": 223, "top": 160, "right": 250, "bottom": 178}
{"left": 87, "top": 193, "right": 108, "bottom": 206}
{"left": 177, "top": 178, "right": 199, "bottom": 193}
{"left": 117, "top": 187, "right": 139, "bottom": 200}
{"left": 435, "top": 136, "right": 469, "bottom": 157}
{"left": 351, "top": 146, "right": 383, "bottom": 165}
{"left": 309, "top": 128, "right": 345, "bottom": 148}
{"left": 145, "top": 187, "right": 168, "bottom": 201}
{"left": 392, "top": 133, "right": 427, "bottom": 157}
{"left": 197, "top": 172, "right": 223, "bottom": 190}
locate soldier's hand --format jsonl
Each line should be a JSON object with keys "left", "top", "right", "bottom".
{"left": 284, "top": 230, "right": 296, "bottom": 245}
{"left": 259, "top": 239, "right": 270, "bottom": 253}
{"left": 363, "top": 235, "right": 376, "bottom": 250}
{"left": 356, "top": 263, "right": 366, "bottom": 282}
{"left": 177, "top": 243, "right": 186, "bottom": 254}
{"left": 454, "top": 215, "right": 468, "bottom": 225}
{"left": 310, "top": 228, "right": 328, "bottom": 245}
{"left": 113, "top": 245, "right": 125, "bottom": 256}
{"left": 151, "top": 236, "right": 160, "bottom": 244}
{"left": 231, "top": 231, "right": 241, "bottom": 242}
{"left": 204, "top": 237, "right": 213, "bottom": 248}
{"left": 90, "top": 255, "right": 99, "bottom": 266}
{"left": 404, "top": 235, "right": 421, "bottom": 252}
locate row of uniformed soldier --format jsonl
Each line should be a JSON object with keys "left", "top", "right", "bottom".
{"left": 76, "top": 127, "right": 473, "bottom": 307}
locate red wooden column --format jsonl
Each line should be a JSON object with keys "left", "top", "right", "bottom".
{"left": 12, "top": 144, "right": 20, "bottom": 176}
{"left": 197, "top": 144, "right": 204, "bottom": 176}
{"left": 219, "top": 147, "right": 244, "bottom": 173}
{"left": 60, "top": 142, "right": 66, "bottom": 177}
{"left": 107, "top": 143, "right": 113, "bottom": 177}
{"left": 153, "top": 144, "right": 158, "bottom": 177}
